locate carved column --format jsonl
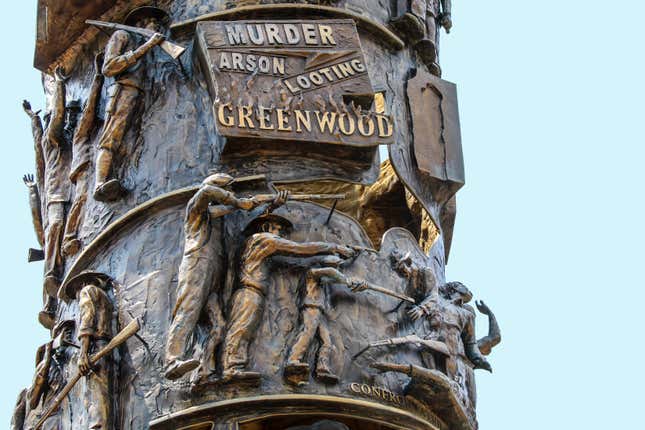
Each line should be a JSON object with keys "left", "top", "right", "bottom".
{"left": 15, "top": 2, "right": 500, "bottom": 430}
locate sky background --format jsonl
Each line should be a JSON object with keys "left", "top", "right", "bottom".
{"left": 0, "top": 1, "right": 643, "bottom": 429}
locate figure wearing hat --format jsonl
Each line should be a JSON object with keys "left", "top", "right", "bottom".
{"left": 164, "top": 174, "right": 285, "bottom": 381}
{"left": 392, "top": 0, "right": 453, "bottom": 74}
{"left": 63, "top": 272, "right": 114, "bottom": 429}
{"left": 22, "top": 67, "right": 75, "bottom": 329}
{"left": 285, "top": 257, "right": 368, "bottom": 386}
{"left": 24, "top": 320, "right": 76, "bottom": 430}
{"left": 221, "top": 213, "right": 357, "bottom": 384}
{"left": 61, "top": 52, "right": 106, "bottom": 257}
{"left": 93, "top": 6, "right": 169, "bottom": 202}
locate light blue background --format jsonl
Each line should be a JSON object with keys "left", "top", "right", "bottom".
{"left": 1, "top": 1, "right": 643, "bottom": 428}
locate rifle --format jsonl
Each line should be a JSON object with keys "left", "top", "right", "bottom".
{"left": 363, "top": 282, "right": 416, "bottom": 304}
{"left": 86, "top": 20, "right": 186, "bottom": 59}
{"left": 353, "top": 334, "right": 450, "bottom": 360}
{"left": 253, "top": 193, "right": 346, "bottom": 203}
{"left": 32, "top": 319, "right": 141, "bottom": 430}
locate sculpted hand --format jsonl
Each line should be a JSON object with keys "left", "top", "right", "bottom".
{"left": 407, "top": 306, "right": 425, "bottom": 322}
{"left": 23, "top": 174, "right": 36, "bottom": 188}
{"left": 334, "top": 245, "right": 356, "bottom": 259}
{"left": 272, "top": 190, "right": 289, "bottom": 208}
{"left": 349, "top": 278, "right": 369, "bottom": 293}
{"left": 149, "top": 32, "right": 166, "bottom": 46}
{"left": 476, "top": 300, "right": 492, "bottom": 316}
{"left": 22, "top": 100, "right": 40, "bottom": 117}
{"left": 78, "top": 352, "right": 91, "bottom": 376}
{"left": 237, "top": 198, "right": 256, "bottom": 211}
{"left": 440, "top": 13, "right": 453, "bottom": 32}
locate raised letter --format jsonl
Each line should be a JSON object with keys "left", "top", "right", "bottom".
{"left": 295, "top": 110, "right": 312, "bottom": 132}
{"left": 377, "top": 114, "right": 394, "bottom": 138}
{"left": 265, "top": 24, "right": 284, "bottom": 45}
{"left": 338, "top": 113, "right": 356, "bottom": 136}
{"left": 218, "top": 52, "right": 231, "bottom": 70}
{"left": 302, "top": 24, "right": 318, "bottom": 45}
{"left": 258, "top": 106, "right": 274, "bottom": 130}
{"left": 248, "top": 24, "right": 265, "bottom": 45}
{"left": 238, "top": 105, "right": 255, "bottom": 129}
{"left": 226, "top": 25, "right": 247, "bottom": 45}
{"left": 315, "top": 111, "right": 338, "bottom": 133}
{"left": 357, "top": 115, "right": 375, "bottom": 136}
{"left": 276, "top": 109, "right": 292, "bottom": 132}
{"left": 319, "top": 25, "right": 336, "bottom": 45}
{"left": 284, "top": 24, "right": 301, "bottom": 44}
{"left": 274, "top": 57, "right": 286, "bottom": 75}
{"left": 217, "top": 103, "right": 234, "bottom": 127}
{"left": 232, "top": 53, "right": 244, "bottom": 71}
{"left": 350, "top": 59, "right": 366, "bottom": 73}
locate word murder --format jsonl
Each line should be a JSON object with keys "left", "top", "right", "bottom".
{"left": 225, "top": 23, "right": 337, "bottom": 47}
{"left": 216, "top": 103, "right": 394, "bottom": 139}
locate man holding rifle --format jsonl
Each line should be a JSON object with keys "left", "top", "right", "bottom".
{"left": 93, "top": 7, "right": 169, "bottom": 201}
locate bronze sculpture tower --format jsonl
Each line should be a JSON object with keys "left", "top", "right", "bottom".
{"left": 13, "top": 1, "right": 501, "bottom": 429}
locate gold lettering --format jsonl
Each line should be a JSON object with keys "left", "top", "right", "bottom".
{"left": 247, "top": 24, "right": 264, "bottom": 45}
{"left": 284, "top": 24, "right": 301, "bottom": 44}
{"left": 315, "top": 111, "right": 337, "bottom": 133}
{"left": 274, "top": 57, "right": 285, "bottom": 75}
{"left": 331, "top": 65, "right": 343, "bottom": 79}
{"left": 258, "top": 106, "right": 274, "bottom": 130}
{"left": 360, "top": 384, "right": 371, "bottom": 395}
{"left": 265, "top": 24, "right": 284, "bottom": 45}
{"left": 276, "top": 109, "right": 292, "bottom": 132}
{"left": 232, "top": 53, "right": 244, "bottom": 71}
{"left": 245, "top": 54, "right": 257, "bottom": 72}
{"left": 226, "top": 24, "right": 247, "bottom": 45}
{"left": 296, "top": 75, "right": 311, "bottom": 89}
{"left": 284, "top": 79, "right": 300, "bottom": 94}
{"left": 377, "top": 114, "right": 394, "bottom": 138}
{"left": 310, "top": 71, "right": 324, "bottom": 85}
{"left": 295, "top": 110, "right": 312, "bottom": 132}
{"left": 302, "top": 24, "right": 318, "bottom": 45}
{"left": 337, "top": 62, "right": 356, "bottom": 78}
{"left": 319, "top": 25, "right": 336, "bottom": 45}
{"left": 219, "top": 52, "right": 231, "bottom": 70}
{"left": 258, "top": 56, "right": 270, "bottom": 73}
{"left": 350, "top": 383, "right": 361, "bottom": 393}
{"left": 217, "top": 103, "right": 234, "bottom": 127}
{"left": 319, "top": 67, "right": 333, "bottom": 81}
{"left": 357, "top": 115, "right": 375, "bottom": 136}
{"left": 350, "top": 59, "right": 366, "bottom": 73}
{"left": 338, "top": 113, "right": 356, "bottom": 136}
{"left": 238, "top": 105, "right": 255, "bottom": 128}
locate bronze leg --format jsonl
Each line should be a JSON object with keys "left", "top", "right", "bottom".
{"left": 287, "top": 306, "right": 322, "bottom": 364}
{"left": 222, "top": 288, "right": 264, "bottom": 372}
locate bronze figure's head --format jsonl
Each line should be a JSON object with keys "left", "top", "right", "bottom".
{"left": 124, "top": 6, "right": 170, "bottom": 32}
{"left": 244, "top": 213, "right": 294, "bottom": 237}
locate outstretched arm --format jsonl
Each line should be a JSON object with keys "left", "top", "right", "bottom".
{"left": 463, "top": 308, "right": 492, "bottom": 372}
{"left": 23, "top": 174, "right": 45, "bottom": 247}
{"left": 272, "top": 237, "right": 355, "bottom": 259}
{"left": 22, "top": 100, "right": 45, "bottom": 190}
{"left": 74, "top": 52, "right": 105, "bottom": 144}
{"left": 102, "top": 30, "right": 165, "bottom": 77}
{"left": 46, "top": 67, "right": 68, "bottom": 147}
{"left": 476, "top": 301, "right": 501, "bottom": 356}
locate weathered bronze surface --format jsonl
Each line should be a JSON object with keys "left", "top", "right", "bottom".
{"left": 15, "top": 1, "right": 498, "bottom": 429}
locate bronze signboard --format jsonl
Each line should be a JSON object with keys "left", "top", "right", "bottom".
{"left": 196, "top": 19, "right": 394, "bottom": 147}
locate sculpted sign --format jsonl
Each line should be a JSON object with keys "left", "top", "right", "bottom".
{"left": 196, "top": 20, "right": 394, "bottom": 147}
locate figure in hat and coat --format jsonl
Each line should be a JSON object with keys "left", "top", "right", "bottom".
{"left": 93, "top": 6, "right": 169, "bottom": 202}
{"left": 221, "top": 212, "right": 357, "bottom": 384}
{"left": 164, "top": 174, "right": 286, "bottom": 381}
{"left": 62, "top": 272, "right": 114, "bottom": 429}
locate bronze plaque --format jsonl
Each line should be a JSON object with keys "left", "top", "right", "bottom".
{"left": 196, "top": 19, "right": 394, "bottom": 148}
{"left": 407, "top": 70, "right": 464, "bottom": 188}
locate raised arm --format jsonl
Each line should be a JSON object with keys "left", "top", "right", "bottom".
{"left": 23, "top": 174, "right": 45, "bottom": 247}
{"left": 476, "top": 300, "right": 501, "bottom": 356}
{"left": 102, "top": 30, "right": 164, "bottom": 77}
{"left": 462, "top": 306, "right": 492, "bottom": 372}
{"left": 22, "top": 100, "right": 45, "bottom": 190}
{"left": 46, "top": 67, "right": 68, "bottom": 146}
{"left": 74, "top": 52, "right": 105, "bottom": 144}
